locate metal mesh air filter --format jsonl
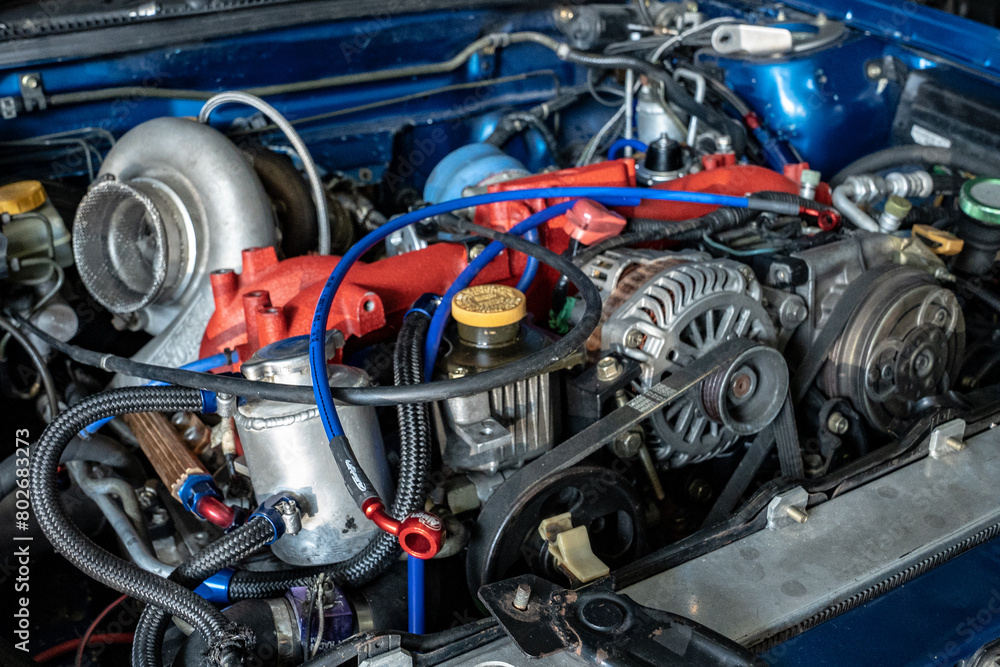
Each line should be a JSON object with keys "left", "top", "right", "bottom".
{"left": 72, "top": 179, "right": 168, "bottom": 313}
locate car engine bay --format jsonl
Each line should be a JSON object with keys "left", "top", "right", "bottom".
{"left": 2, "top": 1, "right": 1000, "bottom": 665}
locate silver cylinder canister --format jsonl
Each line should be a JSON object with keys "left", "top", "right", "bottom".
{"left": 235, "top": 333, "right": 392, "bottom": 566}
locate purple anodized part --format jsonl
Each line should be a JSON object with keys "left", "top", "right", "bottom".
{"left": 286, "top": 583, "right": 354, "bottom": 655}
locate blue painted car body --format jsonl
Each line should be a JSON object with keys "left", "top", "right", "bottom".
{"left": 3, "top": 0, "right": 1000, "bottom": 184}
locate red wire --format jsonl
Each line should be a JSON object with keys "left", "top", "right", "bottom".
{"left": 72, "top": 594, "right": 128, "bottom": 667}
{"left": 32, "top": 633, "right": 134, "bottom": 664}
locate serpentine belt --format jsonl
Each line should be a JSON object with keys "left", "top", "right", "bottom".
{"left": 468, "top": 337, "right": 784, "bottom": 591}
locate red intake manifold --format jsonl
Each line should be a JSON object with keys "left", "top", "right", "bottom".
{"left": 199, "top": 160, "right": 799, "bottom": 362}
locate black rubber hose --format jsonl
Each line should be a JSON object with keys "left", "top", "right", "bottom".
{"left": 227, "top": 311, "right": 434, "bottom": 600}
{"left": 754, "top": 189, "right": 833, "bottom": 212}
{"left": 8, "top": 223, "right": 603, "bottom": 409}
{"left": 830, "top": 145, "right": 1000, "bottom": 187}
{"left": 487, "top": 111, "right": 561, "bottom": 166}
{"left": 957, "top": 278, "right": 1000, "bottom": 315}
{"left": 556, "top": 50, "right": 747, "bottom": 156}
{"left": 133, "top": 516, "right": 276, "bottom": 667}
{"left": 0, "top": 433, "right": 141, "bottom": 497}
{"left": 0, "top": 313, "right": 59, "bottom": 418}
{"left": 241, "top": 144, "right": 321, "bottom": 258}
{"left": 577, "top": 190, "right": 811, "bottom": 266}
{"left": 29, "top": 386, "right": 250, "bottom": 667}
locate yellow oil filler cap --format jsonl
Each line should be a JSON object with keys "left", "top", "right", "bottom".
{"left": 451, "top": 284, "right": 527, "bottom": 328}
{"left": 0, "top": 180, "right": 47, "bottom": 216}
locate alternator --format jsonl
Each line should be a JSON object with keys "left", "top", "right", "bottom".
{"left": 600, "top": 255, "right": 777, "bottom": 466}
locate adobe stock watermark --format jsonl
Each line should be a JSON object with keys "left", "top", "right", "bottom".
{"left": 9, "top": 428, "right": 32, "bottom": 654}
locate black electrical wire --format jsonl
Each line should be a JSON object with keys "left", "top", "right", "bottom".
{"left": 28, "top": 385, "right": 251, "bottom": 667}
{"left": 0, "top": 313, "right": 59, "bottom": 417}
{"left": 831, "top": 145, "right": 1000, "bottom": 187}
{"left": 7, "top": 226, "right": 603, "bottom": 409}
{"left": 581, "top": 217, "right": 711, "bottom": 265}
{"left": 133, "top": 516, "right": 276, "bottom": 667}
{"left": 604, "top": 36, "right": 677, "bottom": 55}
{"left": 227, "top": 311, "right": 434, "bottom": 599}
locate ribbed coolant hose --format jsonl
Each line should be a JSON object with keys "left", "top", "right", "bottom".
{"left": 226, "top": 311, "right": 433, "bottom": 600}
{"left": 28, "top": 386, "right": 252, "bottom": 667}
{"left": 132, "top": 516, "right": 276, "bottom": 667}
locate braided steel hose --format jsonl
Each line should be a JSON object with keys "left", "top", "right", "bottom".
{"left": 133, "top": 516, "right": 276, "bottom": 667}
{"left": 28, "top": 386, "right": 250, "bottom": 666}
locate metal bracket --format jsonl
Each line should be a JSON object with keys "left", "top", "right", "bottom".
{"left": 478, "top": 574, "right": 759, "bottom": 664}
{"left": 928, "top": 418, "right": 967, "bottom": 459}
{"left": 358, "top": 635, "right": 412, "bottom": 667}
{"left": 18, "top": 73, "right": 46, "bottom": 112}
{"left": 766, "top": 486, "right": 810, "bottom": 530}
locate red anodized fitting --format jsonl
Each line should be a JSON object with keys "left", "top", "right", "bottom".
{"left": 800, "top": 206, "right": 842, "bottom": 232}
{"left": 195, "top": 495, "right": 238, "bottom": 529}
{"left": 362, "top": 498, "right": 445, "bottom": 559}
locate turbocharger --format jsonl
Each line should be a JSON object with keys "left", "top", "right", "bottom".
{"left": 72, "top": 116, "right": 276, "bottom": 375}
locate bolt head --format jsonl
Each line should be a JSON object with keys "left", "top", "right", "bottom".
{"left": 625, "top": 330, "right": 644, "bottom": 349}
{"left": 20, "top": 74, "right": 38, "bottom": 89}
{"left": 468, "top": 244, "right": 486, "bottom": 260}
{"left": 826, "top": 412, "right": 849, "bottom": 435}
{"left": 866, "top": 62, "right": 883, "bottom": 79}
{"left": 792, "top": 304, "right": 807, "bottom": 321}
{"left": 614, "top": 431, "right": 642, "bottom": 458}
{"left": 449, "top": 366, "right": 468, "bottom": 379}
{"left": 596, "top": 356, "right": 623, "bottom": 382}
{"left": 557, "top": 7, "right": 574, "bottom": 21}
